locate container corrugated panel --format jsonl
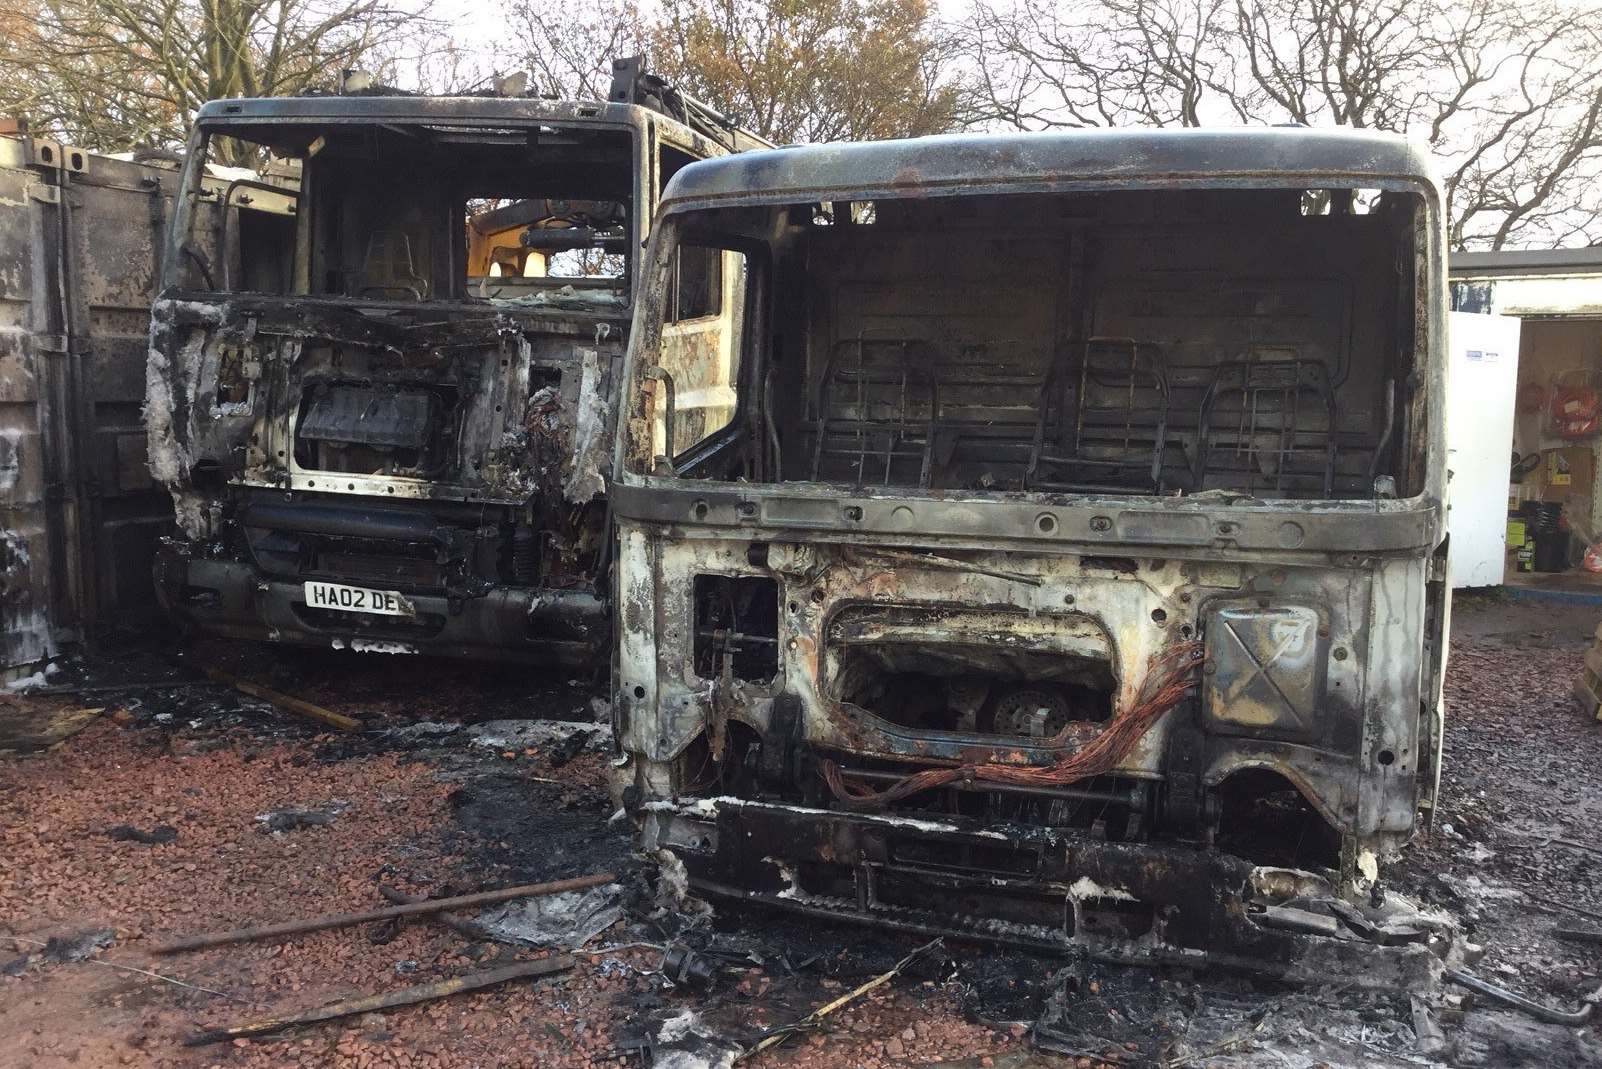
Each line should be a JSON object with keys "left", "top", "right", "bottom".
{"left": 0, "top": 137, "right": 176, "bottom": 678}
{"left": 0, "top": 137, "right": 61, "bottom": 680}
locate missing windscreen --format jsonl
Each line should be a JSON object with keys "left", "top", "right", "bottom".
{"left": 760, "top": 187, "right": 1422, "bottom": 498}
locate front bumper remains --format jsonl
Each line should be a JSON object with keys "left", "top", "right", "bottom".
{"left": 642, "top": 796, "right": 1452, "bottom": 990}
{"left": 154, "top": 540, "right": 606, "bottom": 665}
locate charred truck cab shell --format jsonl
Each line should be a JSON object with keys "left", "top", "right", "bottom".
{"left": 147, "top": 65, "right": 767, "bottom": 663}
{"left": 613, "top": 131, "right": 1452, "bottom": 976}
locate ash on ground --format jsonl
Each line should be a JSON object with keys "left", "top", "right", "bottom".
{"left": 1, "top": 599, "right": 1598, "bottom": 1068}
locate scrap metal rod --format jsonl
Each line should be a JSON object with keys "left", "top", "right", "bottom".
{"left": 152, "top": 873, "right": 615, "bottom": 954}
{"left": 1536, "top": 835, "right": 1602, "bottom": 858}
{"left": 1527, "top": 892, "right": 1602, "bottom": 925}
{"left": 736, "top": 938, "right": 942, "bottom": 1062}
{"left": 204, "top": 668, "right": 362, "bottom": 732}
{"left": 27, "top": 679, "right": 225, "bottom": 697}
{"left": 183, "top": 955, "right": 573, "bottom": 1045}
{"left": 377, "top": 884, "right": 495, "bottom": 941}
{"left": 1444, "top": 967, "right": 1595, "bottom": 1027}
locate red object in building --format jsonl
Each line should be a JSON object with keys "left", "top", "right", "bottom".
{"left": 1551, "top": 384, "right": 1601, "bottom": 438}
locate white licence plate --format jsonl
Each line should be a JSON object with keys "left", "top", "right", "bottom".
{"left": 302, "top": 581, "right": 413, "bottom": 616}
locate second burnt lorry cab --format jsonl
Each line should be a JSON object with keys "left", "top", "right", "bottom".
{"left": 146, "top": 59, "right": 767, "bottom": 663}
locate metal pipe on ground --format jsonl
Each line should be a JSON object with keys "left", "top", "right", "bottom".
{"left": 1445, "top": 968, "right": 1597, "bottom": 1027}
{"left": 183, "top": 956, "right": 574, "bottom": 1045}
{"left": 152, "top": 872, "right": 615, "bottom": 954}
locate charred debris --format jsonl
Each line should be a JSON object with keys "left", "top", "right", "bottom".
{"left": 9, "top": 604, "right": 1602, "bottom": 1065}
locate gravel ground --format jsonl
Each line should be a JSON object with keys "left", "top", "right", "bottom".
{"left": 1388, "top": 590, "right": 1602, "bottom": 1061}
{"left": 0, "top": 640, "right": 1018, "bottom": 1069}
{"left": 2, "top": 596, "right": 1600, "bottom": 1068}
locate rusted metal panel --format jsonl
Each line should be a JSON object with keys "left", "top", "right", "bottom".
{"left": 0, "top": 138, "right": 57, "bottom": 679}
{"left": 0, "top": 136, "right": 177, "bottom": 678}
{"left": 67, "top": 152, "right": 175, "bottom": 631}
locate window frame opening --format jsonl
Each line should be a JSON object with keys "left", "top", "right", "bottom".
{"left": 637, "top": 231, "right": 764, "bottom": 473}
{"left": 626, "top": 184, "right": 1436, "bottom": 506}
{"left": 165, "top": 121, "right": 642, "bottom": 306}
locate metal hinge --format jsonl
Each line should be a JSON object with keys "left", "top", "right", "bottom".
{"left": 26, "top": 181, "right": 60, "bottom": 204}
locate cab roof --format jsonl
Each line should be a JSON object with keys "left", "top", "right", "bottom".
{"left": 659, "top": 127, "right": 1440, "bottom": 211}
{"left": 193, "top": 93, "right": 772, "bottom": 156}
{"left": 195, "top": 95, "right": 637, "bottom": 127}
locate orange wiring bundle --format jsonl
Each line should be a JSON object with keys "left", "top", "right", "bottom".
{"left": 822, "top": 641, "right": 1205, "bottom": 805}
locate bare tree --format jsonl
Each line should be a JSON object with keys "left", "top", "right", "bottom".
{"left": 502, "top": 0, "right": 648, "bottom": 100}
{"left": 378, "top": 35, "right": 497, "bottom": 96}
{"left": 0, "top": 0, "right": 432, "bottom": 162}
{"left": 651, "top": 0, "right": 959, "bottom": 143}
{"left": 962, "top": 0, "right": 1602, "bottom": 248}
{"left": 961, "top": 0, "right": 1231, "bottom": 129}
{"left": 502, "top": 0, "right": 961, "bottom": 143}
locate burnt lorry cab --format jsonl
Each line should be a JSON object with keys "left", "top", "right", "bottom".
{"left": 146, "top": 64, "right": 767, "bottom": 662}
{"left": 613, "top": 131, "right": 1453, "bottom": 975}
